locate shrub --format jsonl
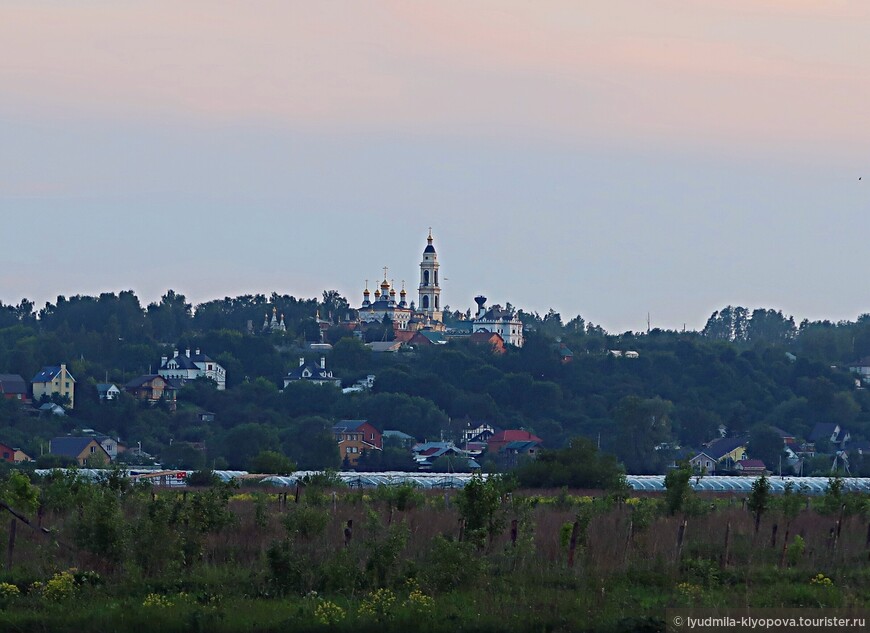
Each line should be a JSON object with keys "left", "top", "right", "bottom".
{"left": 143, "top": 593, "right": 174, "bottom": 608}
{"left": 358, "top": 588, "right": 397, "bottom": 622}
{"left": 38, "top": 570, "right": 77, "bottom": 602}
{"left": 420, "top": 536, "right": 481, "bottom": 592}
{"left": 315, "top": 599, "right": 346, "bottom": 626}
{"left": 283, "top": 506, "right": 329, "bottom": 541}
{"left": 786, "top": 535, "right": 805, "bottom": 567}
{"left": 0, "top": 582, "right": 20, "bottom": 609}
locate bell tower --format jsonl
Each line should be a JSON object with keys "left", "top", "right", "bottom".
{"left": 418, "top": 228, "right": 442, "bottom": 322}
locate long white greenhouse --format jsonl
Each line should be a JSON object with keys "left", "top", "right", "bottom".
{"left": 33, "top": 469, "right": 870, "bottom": 494}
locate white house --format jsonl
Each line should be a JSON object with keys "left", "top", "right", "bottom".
{"left": 159, "top": 349, "right": 226, "bottom": 390}
{"left": 96, "top": 383, "right": 121, "bottom": 401}
{"left": 472, "top": 296, "right": 524, "bottom": 347}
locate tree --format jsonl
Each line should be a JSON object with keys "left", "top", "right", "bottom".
{"left": 748, "top": 424, "right": 785, "bottom": 473}
{"left": 320, "top": 290, "right": 352, "bottom": 324}
{"left": 747, "top": 474, "right": 771, "bottom": 532}
{"left": 664, "top": 462, "right": 693, "bottom": 516}
{"left": 455, "top": 474, "right": 510, "bottom": 549}
{"left": 613, "top": 396, "right": 673, "bottom": 474}
{"left": 515, "top": 437, "right": 625, "bottom": 490}
{"left": 329, "top": 337, "right": 371, "bottom": 373}
{"left": 250, "top": 450, "right": 296, "bottom": 474}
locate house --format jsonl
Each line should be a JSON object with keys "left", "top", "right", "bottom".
{"left": 13, "top": 449, "right": 32, "bottom": 463}
{"left": 382, "top": 430, "right": 416, "bottom": 448}
{"left": 609, "top": 350, "right": 639, "bottom": 358}
{"left": 96, "top": 383, "right": 121, "bottom": 401}
{"left": 554, "top": 342, "right": 574, "bottom": 364}
{"left": 689, "top": 436, "right": 748, "bottom": 473}
{"left": 124, "top": 375, "right": 178, "bottom": 410}
{"left": 735, "top": 459, "right": 768, "bottom": 476}
{"left": 411, "top": 441, "right": 470, "bottom": 469}
{"left": 342, "top": 375, "right": 376, "bottom": 394}
{"left": 38, "top": 402, "right": 66, "bottom": 416}
{"left": 86, "top": 433, "right": 120, "bottom": 460}
{"left": 407, "top": 331, "right": 448, "bottom": 347}
{"left": 0, "top": 441, "right": 14, "bottom": 463}
{"left": 198, "top": 411, "right": 216, "bottom": 423}
{"left": 159, "top": 349, "right": 226, "bottom": 390}
{"left": 487, "top": 429, "right": 543, "bottom": 455}
{"left": 367, "top": 341, "right": 403, "bottom": 353}
{"left": 0, "top": 374, "right": 30, "bottom": 404}
{"left": 31, "top": 364, "right": 76, "bottom": 408}
{"left": 469, "top": 331, "right": 506, "bottom": 354}
{"left": 472, "top": 296, "right": 524, "bottom": 347}
{"left": 284, "top": 357, "right": 341, "bottom": 388}
{"left": 689, "top": 450, "right": 718, "bottom": 474}
{"left": 462, "top": 422, "right": 495, "bottom": 444}
{"left": 848, "top": 357, "right": 870, "bottom": 383}
{"left": 49, "top": 437, "right": 111, "bottom": 466}
{"left": 332, "top": 420, "right": 382, "bottom": 467}
{"left": 808, "top": 423, "right": 850, "bottom": 449}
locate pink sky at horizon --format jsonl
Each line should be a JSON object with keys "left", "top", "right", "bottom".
{"left": 3, "top": 1, "right": 869, "bottom": 152}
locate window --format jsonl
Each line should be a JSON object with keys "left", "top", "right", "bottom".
{"left": 422, "top": 296, "right": 429, "bottom": 309}
{"left": 90, "top": 446, "right": 96, "bottom": 454}
{"left": 423, "top": 270, "right": 430, "bottom": 286}
{"left": 434, "top": 296, "right": 439, "bottom": 309}
{"left": 434, "top": 271, "right": 438, "bottom": 285}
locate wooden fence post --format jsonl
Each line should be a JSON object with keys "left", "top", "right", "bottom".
{"left": 294, "top": 484, "right": 300, "bottom": 504}
{"left": 510, "top": 519, "right": 518, "bottom": 547}
{"left": 6, "top": 518, "right": 16, "bottom": 570}
{"left": 779, "top": 528, "right": 790, "bottom": 567}
{"left": 770, "top": 524, "right": 778, "bottom": 549}
{"left": 721, "top": 522, "right": 731, "bottom": 569}
{"left": 675, "top": 520, "right": 687, "bottom": 562}
{"left": 623, "top": 520, "right": 634, "bottom": 565}
{"left": 344, "top": 519, "right": 353, "bottom": 547}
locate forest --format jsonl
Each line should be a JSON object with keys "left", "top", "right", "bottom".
{"left": 1, "top": 290, "right": 870, "bottom": 475}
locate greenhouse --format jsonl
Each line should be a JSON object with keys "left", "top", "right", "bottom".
{"left": 625, "top": 475, "right": 870, "bottom": 495}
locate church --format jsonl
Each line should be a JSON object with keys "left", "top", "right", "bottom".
{"left": 357, "top": 230, "right": 446, "bottom": 334}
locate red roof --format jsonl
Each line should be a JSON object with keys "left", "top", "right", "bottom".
{"left": 489, "top": 430, "right": 543, "bottom": 444}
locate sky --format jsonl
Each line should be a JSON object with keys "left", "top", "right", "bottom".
{"left": 1, "top": 1, "right": 869, "bottom": 333}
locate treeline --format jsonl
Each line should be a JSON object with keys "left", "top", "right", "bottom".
{"left": 2, "top": 291, "right": 870, "bottom": 474}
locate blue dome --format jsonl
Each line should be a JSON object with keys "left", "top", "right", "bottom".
{"left": 424, "top": 244, "right": 436, "bottom": 253}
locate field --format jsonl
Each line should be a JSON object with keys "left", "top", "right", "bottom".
{"left": 0, "top": 472, "right": 868, "bottom": 632}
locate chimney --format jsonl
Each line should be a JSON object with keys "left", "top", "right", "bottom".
{"left": 173, "top": 350, "right": 179, "bottom": 358}
{"left": 320, "top": 356, "right": 326, "bottom": 369}
{"left": 299, "top": 357, "right": 305, "bottom": 367}
{"left": 185, "top": 349, "right": 191, "bottom": 358}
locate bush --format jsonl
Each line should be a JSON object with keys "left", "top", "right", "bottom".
{"left": 420, "top": 536, "right": 482, "bottom": 592}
